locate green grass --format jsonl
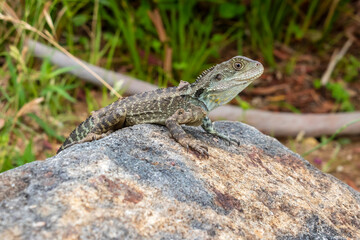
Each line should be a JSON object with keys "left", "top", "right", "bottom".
{"left": 0, "top": 0, "right": 356, "bottom": 172}
{"left": 302, "top": 118, "right": 360, "bottom": 158}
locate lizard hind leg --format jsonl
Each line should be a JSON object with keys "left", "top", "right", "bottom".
{"left": 91, "top": 107, "right": 127, "bottom": 134}
{"left": 83, "top": 107, "right": 126, "bottom": 147}
{"left": 79, "top": 107, "right": 126, "bottom": 146}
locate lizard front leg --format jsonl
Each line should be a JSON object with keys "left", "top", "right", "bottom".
{"left": 201, "top": 116, "right": 240, "bottom": 145}
{"left": 165, "top": 107, "right": 208, "bottom": 157}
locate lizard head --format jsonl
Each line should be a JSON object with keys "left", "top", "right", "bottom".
{"left": 192, "top": 56, "right": 264, "bottom": 111}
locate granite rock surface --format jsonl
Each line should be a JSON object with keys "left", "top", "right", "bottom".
{"left": 0, "top": 122, "right": 359, "bottom": 239}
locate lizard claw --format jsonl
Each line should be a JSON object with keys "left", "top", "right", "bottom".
{"left": 193, "top": 144, "right": 209, "bottom": 158}
{"left": 191, "top": 141, "right": 209, "bottom": 158}
{"left": 230, "top": 137, "right": 241, "bottom": 146}
{"left": 180, "top": 138, "right": 209, "bottom": 158}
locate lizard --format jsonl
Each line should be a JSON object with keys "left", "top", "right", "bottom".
{"left": 57, "top": 56, "right": 264, "bottom": 156}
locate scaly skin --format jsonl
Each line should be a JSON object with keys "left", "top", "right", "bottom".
{"left": 57, "top": 56, "right": 264, "bottom": 156}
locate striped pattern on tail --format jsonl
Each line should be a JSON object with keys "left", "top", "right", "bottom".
{"left": 57, "top": 116, "right": 95, "bottom": 153}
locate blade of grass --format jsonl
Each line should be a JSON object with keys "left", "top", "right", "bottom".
{"left": 41, "top": 85, "right": 77, "bottom": 103}
{"left": 28, "top": 113, "right": 65, "bottom": 142}
{"left": 302, "top": 118, "right": 360, "bottom": 157}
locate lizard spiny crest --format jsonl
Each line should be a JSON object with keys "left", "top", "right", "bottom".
{"left": 195, "top": 65, "right": 215, "bottom": 83}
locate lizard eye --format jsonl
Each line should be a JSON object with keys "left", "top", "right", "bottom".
{"left": 215, "top": 74, "right": 222, "bottom": 81}
{"left": 233, "top": 61, "right": 243, "bottom": 70}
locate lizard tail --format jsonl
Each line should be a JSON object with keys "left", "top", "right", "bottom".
{"left": 57, "top": 115, "right": 95, "bottom": 154}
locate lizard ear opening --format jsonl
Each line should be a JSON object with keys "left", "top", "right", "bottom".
{"left": 194, "top": 88, "right": 204, "bottom": 98}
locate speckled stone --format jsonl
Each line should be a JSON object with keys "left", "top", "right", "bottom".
{"left": 0, "top": 121, "right": 359, "bottom": 240}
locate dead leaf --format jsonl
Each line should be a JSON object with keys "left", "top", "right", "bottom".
{"left": 147, "top": 9, "right": 167, "bottom": 42}
{"left": 0, "top": 119, "right": 5, "bottom": 130}
{"left": 42, "top": 1, "right": 55, "bottom": 36}
{"left": 273, "top": 49, "right": 290, "bottom": 60}
{"left": 147, "top": 9, "right": 172, "bottom": 75}
{"left": 251, "top": 84, "right": 288, "bottom": 95}
{"left": 266, "top": 95, "right": 286, "bottom": 102}
{"left": 164, "top": 45, "right": 173, "bottom": 75}
{"left": 2, "top": 2, "right": 19, "bottom": 20}
{"left": 13, "top": 97, "right": 44, "bottom": 123}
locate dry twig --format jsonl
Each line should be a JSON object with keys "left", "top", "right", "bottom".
{"left": 320, "top": 38, "right": 353, "bottom": 85}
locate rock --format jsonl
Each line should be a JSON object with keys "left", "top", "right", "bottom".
{"left": 0, "top": 122, "right": 359, "bottom": 240}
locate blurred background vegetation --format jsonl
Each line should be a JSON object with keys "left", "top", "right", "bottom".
{"left": 0, "top": 0, "right": 359, "bottom": 189}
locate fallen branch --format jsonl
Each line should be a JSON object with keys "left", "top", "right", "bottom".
{"left": 26, "top": 39, "right": 156, "bottom": 95}
{"left": 25, "top": 39, "right": 360, "bottom": 137}
{"left": 210, "top": 107, "right": 360, "bottom": 137}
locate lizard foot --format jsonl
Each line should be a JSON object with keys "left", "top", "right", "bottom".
{"left": 218, "top": 135, "right": 241, "bottom": 146}
{"left": 209, "top": 131, "right": 240, "bottom": 146}
{"left": 179, "top": 137, "right": 209, "bottom": 158}
{"left": 90, "top": 130, "right": 114, "bottom": 141}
